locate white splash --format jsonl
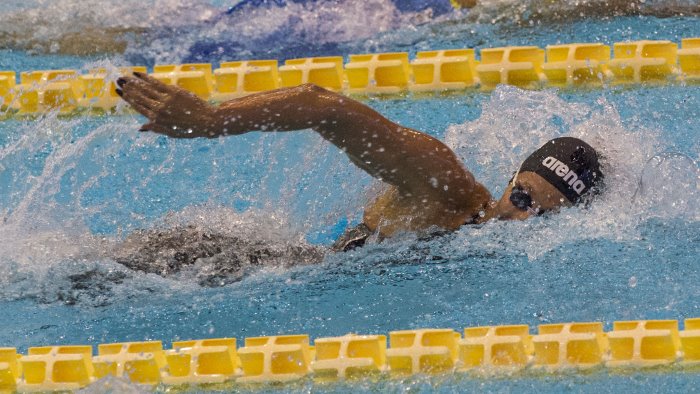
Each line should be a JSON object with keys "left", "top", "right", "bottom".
{"left": 0, "top": 0, "right": 439, "bottom": 62}
{"left": 444, "top": 85, "right": 698, "bottom": 260}
{"left": 0, "top": 83, "right": 696, "bottom": 303}
{"left": 0, "top": 91, "right": 362, "bottom": 303}
{"left": 468, "top": 0, "right": 700, "bottom": 24}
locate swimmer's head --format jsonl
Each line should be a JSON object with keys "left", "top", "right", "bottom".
{"left": 490, "top": 137, "right": 604, "bottom": 220}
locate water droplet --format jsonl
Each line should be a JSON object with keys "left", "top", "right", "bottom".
{"left": 628, "top": 276, "right": 637, "bottom": 288}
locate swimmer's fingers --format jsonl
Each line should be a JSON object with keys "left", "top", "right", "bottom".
{"left": 118, "top": 76, "right": 166, "bottom": 102}
{"left": 127, "top": 99, "right": 157, "bottom": 121}
{"left": 118, "top": 87, "right": 156, "bottom": 117}
{"left": 132, "top": 71, "right": 174, "bottom": 94}
{"left": 122, "top": 87, "right": 161, "bottom": 114}
{"left": 117, "top": 71, "right": 215, "bottom": 137}
{"left": 125, "top": 101, "right": 178, "bottom": 136}
{"left": 123, "top": 96, "right": 176, "bottom": 135}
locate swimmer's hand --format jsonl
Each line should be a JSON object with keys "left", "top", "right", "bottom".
{"left": 117, "top": 72, "right": 217, "bottom": 138}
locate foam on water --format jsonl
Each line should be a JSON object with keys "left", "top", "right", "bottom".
{"left": 467, "top": 0, "right": 700, "bottom": 25}
{"left": 77, "top": 376, "right": 144, "bottom": 394}
{"left": 2, "top": 0, "right": 699, "bottom": 65}
{"left": 1, "top": 81, "right": 697, "bottom": 306}
{"left": 0, "top": 0, "right": 440, "bottom": 63}
{"left": 443, "top": 86, "right": 699, "bottom": 260}
{"left": 0, "top": 65, "right": 362, "bottom": 304}
{"left": 0, "top": 0, "right": 218, "bottom": 53}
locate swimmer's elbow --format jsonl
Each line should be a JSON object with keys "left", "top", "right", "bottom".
{"left": 298, "top": 83, "right": 329, "bottom": 94}
{"left": 296, "top": 83, "right": 337, "bottom": 103}
{"left": 295, "top": 83, "right": 348, "bottom": 129}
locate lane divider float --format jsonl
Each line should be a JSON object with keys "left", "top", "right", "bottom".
{"left": 1, "top": 318, "right": 700, "bottom": 391}
{"left": 1, "top": 38, "right": 700, "bottom": 120}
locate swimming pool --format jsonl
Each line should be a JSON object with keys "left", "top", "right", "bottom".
{"left": 1, "top": 0, "right": 699, "bottom": 391}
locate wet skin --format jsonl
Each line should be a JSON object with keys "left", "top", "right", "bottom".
{"left": 117, "top": 73, "right": 569, "bottom": 238}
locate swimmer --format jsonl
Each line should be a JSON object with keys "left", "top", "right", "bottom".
{"left": 116, "top": 73, "right": 603, "bottom": 252}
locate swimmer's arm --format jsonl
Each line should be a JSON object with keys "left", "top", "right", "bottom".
{"left": 118, "top": 74, "right": 488, "bottom": 206}
{"left": 221, "top": 84, "right": 491, "bottom": 208}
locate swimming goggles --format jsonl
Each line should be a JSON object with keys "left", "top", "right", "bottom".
{"left": 509, "top": 185, "right": 542, "bottom": 216}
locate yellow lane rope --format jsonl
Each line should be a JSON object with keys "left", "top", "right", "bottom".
{"left": 1, "top": 38, "right": 700, "bottom": 119}
{"left": 1, "top": 318, "right": 699, "bottom": 390}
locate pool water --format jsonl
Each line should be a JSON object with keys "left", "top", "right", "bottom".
{"left": 1, "top": 1, "right": 699, "bottom": 392}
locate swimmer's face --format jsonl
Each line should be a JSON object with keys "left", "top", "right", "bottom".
{"left": 490, "top": 171, "right": 571, "bottom": 221}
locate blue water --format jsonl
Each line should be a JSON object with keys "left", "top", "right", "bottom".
{"left": 1, "top": 1, "right": 699, "bottom": 392}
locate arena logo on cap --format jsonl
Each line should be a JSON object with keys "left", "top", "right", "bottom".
{"left": 542, "top": 156, "right": 586, "bottom": 194}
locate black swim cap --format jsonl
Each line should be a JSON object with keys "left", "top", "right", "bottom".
{"left": 517, "top": 137, "right": 603, "bottom": 204}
